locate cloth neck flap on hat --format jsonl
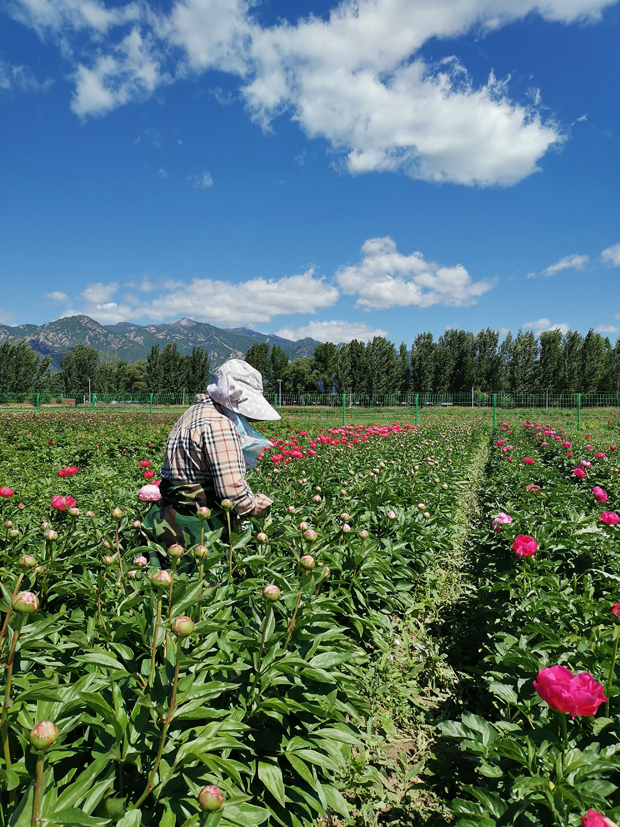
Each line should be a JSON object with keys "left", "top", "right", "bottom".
{"left": 221, "top": 407, "right": 273, "bottom": 469}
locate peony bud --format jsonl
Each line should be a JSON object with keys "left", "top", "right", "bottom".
{"left": 359, "top": 529, "right": 368, "bottom": 540}
{"left": 417, "top": 503, "right": 425, "bottom": 510}
{"left": 86, "top": 511, "right": 95, "bottom": 518}
{"left": 151, "top": 570, "right": 173, "bottom": 589}
{"left": 298, "top": 521, "right": 309, "bottom": 531}
{"left": 341, "top": 524, "right": 351, "bottom": 533}
{"left": 13, "top": 591, "right": 39, "bottom": 614}
{"left": 172, "top": 616, "right": 194, "bottom": 636}
{"left": 196, "top": 506, "right": 211, "bottom": 521}
{"left": 133, "top": 520, "right": 141, "bottom": 528}
{"left": 387, "top": 511, "right": 396, "bottom": 520}
{"left": 300, "top": 555, "right": 315, "bottom": 570}
{"left": 313, "top": 495, "right": 322, "bottom": 503}
{"left": 198, "top": 785, "right": 224, "bottom": 812}
{"left": 340, "top": 513, "right": 350, "bottom": 521}
{"left": 288, "top": 505, "right": 296, "bottom": 514}
{"left": 128, "top": 570, "right": 137, "bottom": 579}
{"left": 324, "top": 567, "right": 331, "bottom": 577}
{"left": 68, "top": 507, "right": 80, "bottom": 517}
{"left": 263, "top": 584, "right": 281, "bottom": 601}
{"left": 167, "top": 544, "right": 184, "bottom": 559}
{"left": 424, "top": 512, "right": 430, "bottom": 519}
{"left": 44, "top": 529, "right": 58, "bottom": 542}
{"left": 4, "top": 520, "right": 12, "bottom": 528}
{"left": 103, "top": 555, "right": 115, "bottom": 566}
{"left": 220, "top": 499, "right": 233, "bottom": 511}
{"left": 30, "top": 721, "right": 58, "bottom": 750}
{"left": 134, "top": 555, "right": 148, "bottom": 566}
{"left": 20, "top": 554, "right": 37, "bottom": 569}
{"left": 41, "top": 522, "right": 49, "bottom": 531}
{"left": 8, "top": 529, "right": 19, "bottom": 538}
{"left": 194, "top": 544, "right": 209, "bottom": 559}
{"left": 303, "top": 529, "right": 317, "bottom": 543}
{"left": 111, "top": 508, "right": 124, "bottom": 519}
{"left": 257, "top": 532, "right": 268, "bottom": 543}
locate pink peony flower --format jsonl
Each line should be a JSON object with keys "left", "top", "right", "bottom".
{"left": 595, "top": 453, "right": 606, "bottom": 459}
{"left": 140, "top": 460, "right": 151, "bottom": 467}
{"left": 513, "top": 535, "right": 538, "bottom": 557}
{"left": 592, "top": 487, "right": 608, "bottom": 503}
{"left": 0, "top": 487, "right": 14, "bottom": 498}
{"left": 610, "top": 603, "right": 620, "bottom": 618}
{"left": 573, "top": 467, "right": 586, "bottom": 480}
{"left": 496, "top": 440, "right": 505, "bottom": 447}
{"left": 138, "top": 484, "right": 161, "bottom": 502}
{"left": 134, "top": 555, "right": 148, "bottom": 566}
{"left": 581, "top": 810, "right": 616, "bottom": 827}
{"left": 58, "top": 465, "right": 78, "bottom": 477}
{"left": 526, "top": 484, "right": 541, "bottom": 491}
{"left": 611, "top": 446, "right": 618, "bottom": 451}
{"left": 51, "top": 495, "right": 77, "bottom": 511}
{"left": 492, "top": 512, "right": 513, "bottom": 532}
{"left": 562, "top": 441, "right": 571, "bottom": 448}
{"left": 600, "top": 512, "right": 620, "bottom": 526}
{"left": 533, "top": 664, "right": 606, "bottom": 718}
{"left": 523, "top": 457, "right": 534, "bottom": 464}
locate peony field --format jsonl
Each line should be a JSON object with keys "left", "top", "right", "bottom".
{"left": 1, "top": 408, "right": 620, "bottom": 827}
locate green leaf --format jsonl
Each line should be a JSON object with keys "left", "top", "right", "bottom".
{"left": 48, "top": 810, "right": 111, "bottom": 826}
{"left": 115, "top": 812, "right": 142, "bottom": 827}
{"left": 74, "top": 653, "right": 128, "bottom": 672}
{"left": 258, "top": 760, "right": 286, "bottom": 807}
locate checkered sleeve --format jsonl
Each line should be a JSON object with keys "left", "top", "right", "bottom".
{"left": 202, "top": 418, "right": 273, "bottom": 516}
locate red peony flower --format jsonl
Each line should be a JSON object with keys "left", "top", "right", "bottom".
{"left": 573, "top": 467, "right": 586, "bottom": 480}
{"left": 523, "top": 457, "right": 534, "bottom": 464}
{"left": 0, "top": 487, "right": 14, "bottom": 498}
{"left": 600, "top": 512, "right": 620, "bottom": 525}
{"left": 140, "top": 460, "right": 151, "bottom": 467}
{"left": 513, "top": 534, "right": 538, "bottom": 557}
{"left": 534, "top": 664, "right": 607, "bottom": 718}
{"left": 58, "top": 465, "right": 78, "bottom": 477}
{"left": 593, "top": 487, "right": 608, "bottom": 503}
{"left": 610, "top": 604, "right": 620, "bottom": 618}
{"left": 143, "top": 470, "right": 154, "bottom": 479}
{"left": 581, "top": 810, "right": 616, "bottom": 827}
{"left": 51, "top": 495, "right": 77, "bottom": 511}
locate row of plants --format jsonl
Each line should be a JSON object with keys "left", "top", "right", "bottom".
{"left": 0, "top": 410, "right": 490, "bottom": 826}
{"left": 435, "top": 419, "right": 620, "bottom": 826}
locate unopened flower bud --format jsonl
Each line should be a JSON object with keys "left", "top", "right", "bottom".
{"left": 128, "top": 570, "right": 137, "bottom": 579}
{"left": 414, "top": 465, "right": 419, "bottom": 471}
{"left": 151, "top": 570, "right": 173, "bottom": 589}
{"left": 4, "top": 520, "right": 12, "bottom": 528}
{"left": 303, "top": 529, "right": 317, "bottom": 543}
{"left": 30, "top": 721, "right": 58, "bottom": 750}
{"left": 417, "top": 503, "right": 425, "bottom": 510}
{"left": 359, "top": 529, "right": 368, "bottom": 540}
{"left": 196, "top": 506, "right": 211, "bottom": 521}
{"left": 198, "top": 785, "right": 223, "bottom": 812}
{"left": 134, "top": 555, "right": 148, "bottom": 566}
{"left": 220, "top": 499, "right": 233, "bottom": 511}
{"left": 41, "top": 522, "right": 49, "bottom": 531}
{"left": 313, "top": 495, "right": 322, "bottom": 503}
{"left": 257, "top": 532, "right": 268, "bottom": 543}
{"left": 442, "top": 483, "right": 448, "bottom": 489}
{"left": 20, "top": 554, "right": 37, "bottom": 569}
{"left": 300, "top": 554, "right": 315, "bottom": 570}
{"left": 111, "top": 508, "right": 124, "bottom": 519}
{"left": 8, "top": 529, "right": 19, "bottom": 538}
{"left": 86, "top": 511, "right": 95, "bottom": 518}
{"left": 263, "top": 584, "right": 281, "bottom": 601}
{"left": 18, "top": 503, "right": 25, "bottom": 510}
{"left": 424, "top": 512, "right": 430, "bottom": 519}
{"left": 103, "top": 555, "right": 115, "bottom": 566}
{"left": 102, "top": 540, "right": 110, "bottom": 548}
{"left": 298, "top": 521, "right": 309, "bottom": 531}
{"left": 133, "top": 520, "right": 141, "bottom": 528}
{"left": 194, "top": 544, "right": 209, "bottom": 559}
{"left": 167, "top": 543, "right": 184, "bottom": 559}
{"left": 340, "top": 513, "right": 350, "bottom": 521}
{"left": 68, "top": 507, "right": 80, "bottom": 517}
{"left": 288, "top": 505, "right": 296, "bottom": 514}
{"left": 324, "top": 567, "right": 331, "bottom": 577}
{"left": 44, "top": 529, "right": 58, "bottom": 542}
{"left": 172, "top": 616, "right": 194, "bottom": 636}
{"left": 35, "top": 565, "right": 45, "bottom": 575}
{"left": 341, "top": 524, "right": 351, "bottom": 533}
{"left": 13, "top": 591, "right": 39, "bottom": 614}
{"left": 387, "top": 511, "right": 396, "bottom": 520}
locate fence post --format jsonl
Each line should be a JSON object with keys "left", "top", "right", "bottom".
{"left": 577, "top": 393, "right": 581, "bottom": 430}
{"left": 493, "top": 393, "right": 497, "bottom": 427}
{"left": 92, "top": 394, "right": 96, "bottom": 412}
{"left": 342, "top": 393, "right": 346, "bottom": 426}
{"left": 274, "top": 394, "right": 278, "bottom": 411}
{"left": 36, "top": 393, "right": 40, "bottom": 413}
{"left": 415, "top": 393, "right": 419, "bottom": 426}
{"left": 149, "top": 393, "right": 153, "bottom": 415}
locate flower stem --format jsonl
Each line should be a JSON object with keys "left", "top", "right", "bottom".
{"left": 605, "top": 626, "right": 620, "bottom": 717}
{"left": 560, "top": 712, "right": 568, "bottom": 753}
{"left": 132, "top": 646, "right": 181, "bottom": 809}
{"left": 255, "top": 604, "right": 272, "bottom": 678}
{"left": 1, "top": 615, "right": 24, "bottom": 766}
{"left": 226, "top": 512, "right": 233, "bottom": 579}
{"left": 148, "top": 598, "right": 162, "bottom": 687}
{"left": 0, "top": 573, "right": 24, "bottom": 653}
{"left": 115, "top": 521, "right": 125, "bottom": 584}
{"left": 284, "top": 586, "right": 303, "bottom": 651}
{"left": 31, "top": 751, "right": 45, "bottom": 827}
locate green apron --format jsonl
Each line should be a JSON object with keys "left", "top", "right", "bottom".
{"left": 141, "top": 479, "right": 226, "bottom": 548}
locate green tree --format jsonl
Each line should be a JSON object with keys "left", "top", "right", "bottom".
{"left": 270, "top": 345, "right": 290, "bottom": 398}
{"left": 283, "top": 358, "right": 317, "bottom": 394}
{"left": 498, "top": 333, "right": 514, "bottom": 391}
{"left": 579, "top": 330, "right": 611, "bottom": 393}
{"left": 0, "top": 341, "right": 52, "bottom": 392}
{"left": 411, "top": 333, "right": 436, "bottom": 393}
{"left": 539, "top": 329, "right": 563, "bottom": 391}
{"left": 509, "top": 330, "right": 538, "bottom": 393}
{"left": 366, "top": 337, "right": 399, "bottom": 395}
{"left": 160, "top": 343, "right": 185, "bottom": 393}
{"left": 146, "top": 346, "right": 163, "bottom": 393}
{"left": 183, "top": 347, "right": 210, "bottom": 396}
{"left": 398, "top": 342, "right": 411, "bottom": 394}
{"left": 311, "top": 343, "right": 338, "bottom": 393}
{"left": 474, "top": 329, "right": 502, "bottom": 390}
{"left": 127, "top": 360, "right": 148, "bottom": 392}
{"left": 434, "top": 337, "right": 453, "bottom": 393}
{"left": 60, "top": 345, "right": 100, "bottom": 396}
{"left": 244, "top": 344, "right": 271, "bottom": 391}
{"left": 561, "top": 331, "right": 583, "bottom": 390}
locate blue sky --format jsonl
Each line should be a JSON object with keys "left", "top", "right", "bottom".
{"left": 1, "top": 0, "right": 619, "bottom": 345}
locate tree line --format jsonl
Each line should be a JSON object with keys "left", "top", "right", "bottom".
{"left": 246, "top": 328, "right": 620, "bottom": 396}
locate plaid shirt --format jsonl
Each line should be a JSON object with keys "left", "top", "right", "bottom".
{"left": 161, "top": 394, "right": 273, "bottom": 517}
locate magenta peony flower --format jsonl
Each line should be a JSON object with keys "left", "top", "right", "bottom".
{"left": 573, "top": 467, "right": 586, "bottom": 480}
{"left": 513, "top": 535, "right": 538, "bottom": 557}
{"left": 51, "top": 495, "right": 76, "bottom": 511}
{"left": 0, "top": 487, "right": 14, "bottom": 498}
{"left": 592, "top": 487, "right": 608, "bottom": 503}
{"left": 492, "top": 512, "right": 513, "bottom": 532}
{"left": 533, "top": 664, "right": 606, "bottom": 718}
{"left": 595, "top": 453, "right": 606, "bottom": 459}
{"left": 562, "top": 441, "right": 572, "bottom": 448}
{"left": 58, "top": 465, "right": 78, "bottom": 477}
{"left": 600, "top": 512, "right": 620, "bottom": 526}
{"left": 523, "top": 457, "right": 534, "bottom": 464}
{"left": 143, "top": 470, "right": 154, "bottom": 479}
{"left": 610, "top": 603, "right": 620, "bottom": 618}
{"left": 139, "top": 460, "right": 151, "bottom": 467}
{"left": 526, "top": 484, "right": 541, "bottom": 491}
{"left": 139, "top": 484, "right": 161, "bottom": 502}
{"left": 581, "top": 810, "right": 617, "bottom": 827}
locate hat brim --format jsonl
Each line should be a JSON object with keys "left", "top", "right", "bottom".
{"left": 235, "top": 393, "right": 281, "bottom": 421}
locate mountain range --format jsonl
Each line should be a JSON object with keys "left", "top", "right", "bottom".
{"left": 0, "top": 315, "right": 321, "bottom": 370}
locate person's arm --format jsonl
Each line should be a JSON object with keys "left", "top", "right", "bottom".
{"left": 202, "top": 418, "right": 273, "bottom": 517}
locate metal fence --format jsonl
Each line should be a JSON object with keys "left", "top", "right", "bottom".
{"left": 1, "top": 390, "right": 620, "bottom": 429}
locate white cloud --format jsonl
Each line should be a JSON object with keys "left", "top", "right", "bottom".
{"left": 274, "top": 319, "right": 387, "bottom": 344}
{"left": 45, "top": 291, "right": 68, "bottom": 301}
{"left": 157, "top": 167, "right": 167, "bottom": 178}
{"left": 0, "top": 60, "right": 51, "bottom": 92}
{"left": 597, "top": 325, "right": 620, "bottom": 334}
{"left": 81, "top": 281, "right": 119, "bottom": 303}
{"left": 602, "top": 244, "right": 620, "bottom": 266}
{"left": 542, "top": 253, "right": 589, "bottom": 276}
{"left": 526, "top": 271, "right": 537, "bottom": 279}
{"left": 335, "top": 236, "right": 494, "bottom": 310}
{"left": 523, "top": 318, "right": 569, "bottom": 335}
{"left": 188, "top": 170, "right": 213, "bottom": 188}
{"left": 11, "top": 0, "right": 616, "bottom": 186}
{"left": 0, "top": 309, "right": 16, "bottom": 325}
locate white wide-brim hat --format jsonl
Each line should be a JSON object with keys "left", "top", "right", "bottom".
{"left": 207, "top": 359, "right": 281, "bottom": 421}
